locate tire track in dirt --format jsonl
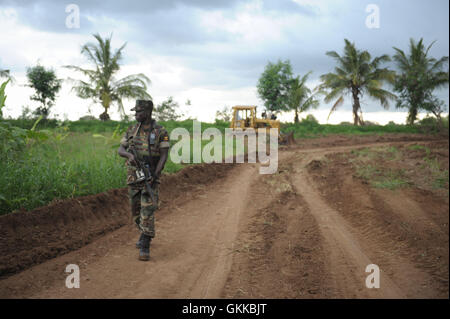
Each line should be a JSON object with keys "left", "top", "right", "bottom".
{"left": 223, "top": 154, "right": 333, "bottom": 298}
{"left": 363, "top": 189, "right": 448, "bottom": 298}
{"left": 335, "top": 177, "right": 448, "bottom": 298}
{"left": 289, "top": 151, "right": 406, "bottom": 298}
{"left": 293, "top": 141, "right": 448, "bottom": 298}
{"left": 223, "top": 141, "right": 445, "bottom": 298}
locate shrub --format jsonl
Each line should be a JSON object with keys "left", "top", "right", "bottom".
{"left": 78, "top": 115, "right": 97, "bottom": 121}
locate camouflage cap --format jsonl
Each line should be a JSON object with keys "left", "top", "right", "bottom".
{"left": 131, "top": 99, "right": 153, "bottom": 112}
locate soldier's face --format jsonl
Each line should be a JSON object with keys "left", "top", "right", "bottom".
{"left": 135, "top": 109, "right": 148, "bottom": 122}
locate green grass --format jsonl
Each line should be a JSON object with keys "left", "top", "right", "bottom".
{"left": 422, "top": 156, "right": 449, "bottom": 189}
{"left": 355, "top": 164, "right": 380, "bottom": 180}
{"left": 282, "top": 121, "right": 422, "bottom": 139}
{"left": 2, "top": 118, "right": 231, "bottom": 134}
{"left": 379, "top": 146, "right": 400, "bottom": 161}
{"left": 351, "top": 147, "right": 373, "bottom": 158}
{"left": 351, "top": 144, "right": 449, "bottom": 191}
{"left": 355, "top": 164, "right": 408, "bottom": 190}
{"left": 433, "top": 170, "right": 449, "bottom": 189}
{"left": 407, "top": 144, "right": 449, "bottom": 189}
{"left": 1, "top": 133, "right": 125, "bottom": 214}
{"left": 408, "top": 144, "right": 427, "bottom": 151}
{"left": 0, "top": 122, "right": 247, "bottom": 215}
{"left": 372, "top": 179, "right": 409, "bottom": 190}
{"left": 351, "top": 146, "right": 400, "bottom": 162}
{"left": 353, "top": 147, "right": 409, "bottom": 190}
{"left": 2, "top": 117, "right": 433, "bottom": 138}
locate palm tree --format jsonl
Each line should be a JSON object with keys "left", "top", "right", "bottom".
{"left": 393, "top": 38, "right": 449, "bottom": 124}
{"left": 65, "top": 33, "right": 151, "bottom": 120}
{"left": 288, "top": 71, "right": 319, "bottom": 123}
{"left": 0, "top": 69, "right": 9, "bottom": 78}
{"left": 0, "top": 69, "right": 15, "bottom": 84}
{"left": 318, "top": 39, "right": 396, "bottom": 125}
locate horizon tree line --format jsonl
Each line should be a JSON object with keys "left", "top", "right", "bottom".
{"left": 1, "top": 35, "right": 449, "bottom": 125}
{"left": 257, "top": 38, "right": 449, "bottom": 125}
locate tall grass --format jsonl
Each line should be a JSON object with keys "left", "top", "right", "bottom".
{"left": 1, "top": 133, "right": 121, "bottom": 214}
{"left": 3, "top": 118, "right": 230, "bottom": 133}
{"left": 0, "top": 130, "right": 189, "bottom": 215}
{"left": 282, "top": 121, "right": 422, "bottom": 138}
{"left": 0, "top": 121, "right": 236, "bottom": 215}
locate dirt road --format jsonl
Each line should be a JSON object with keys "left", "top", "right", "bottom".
{"left": 1, "top": 135, "right": 448, "bottom": 298}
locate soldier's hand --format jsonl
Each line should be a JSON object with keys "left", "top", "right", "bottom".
{"left": 127, "top": 153, "right": 138, "bottom": 167}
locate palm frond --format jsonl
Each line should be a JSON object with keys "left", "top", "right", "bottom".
{"left": 429, "top": 56, "right": 449, "bottom": 73}
{"left": 114, "top": 73, "right": 151, "bottom": 88}
{"left": 71, "top": 80, "right": 98, "bottom": 99}
{"left": 64, "top": 65, "right": 97, "bottom": 80}
{"left": 392, "top": 47, "right": 410, "bottom": 71}
{"left": 0, "top": 69, "right": 10, "bottom": 78}
{"left": 300, "top": 96, "right": 320, "bottom": 112}
{"left": 323, "top": 86, "right": 347, "bottom": 104}
{"left": 327, "top": 96, "right": 344, "bottom": 121}
{"left": 367, "top": 86, "right": 397, "bottom": 109}
{"left": 371, "top": 54, "right": 391, "bottom": 69}
{"left": 115, "top": 85, "right": 151, "bottom": 100}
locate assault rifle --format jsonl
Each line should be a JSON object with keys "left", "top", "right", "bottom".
{"left": 128, "top": 145, "right": 157, "bottom": 204}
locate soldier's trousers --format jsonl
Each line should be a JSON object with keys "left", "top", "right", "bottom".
{"left": 128, "top": 184, "right": 159, "bottom": 238}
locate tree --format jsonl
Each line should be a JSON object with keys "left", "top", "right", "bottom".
{"left": 0, "top": 79, "right": 10, "bottom": 119}
{"left": 257, "top": 59, "right": 293, "bottom": 113}
{"left": 65, "top": 33, "right": 151, "bottom": 121}
{"left": 215, "top": 106, "right": 231, "bottom": 122}
{"left": 392, "top": 38, "right": 449, "bottom": 124}
{"left": 0, "top": 68, "right": 15, "bottom": 84}
{"left": 288, "top": 71, "right": 319, "bottom": 123}
{"left": 0, "top": 69, "right": 10, "bottom": 79}
{"left": 154, "top": 96, "right": 183, "bottom": 121}
{"left": 301, "top": 114, "right": 319, "bottom": 124}
{"left": 26, "top": 65, "right": 62, "bottom": 118}
{"left": 318, "top": 39, "right": 396, "bottom": 125}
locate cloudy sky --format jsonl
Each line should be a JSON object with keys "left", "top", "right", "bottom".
{"left": 0, "top": 0, "right": 448, "bottom": 124}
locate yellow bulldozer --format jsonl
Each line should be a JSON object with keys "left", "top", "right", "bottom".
{"left": 229, "top": 106, "right": 295, "bottom": 145}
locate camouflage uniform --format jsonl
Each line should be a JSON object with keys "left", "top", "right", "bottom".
{"left": 120, "top": 119, "right": 170, "bottom": 238}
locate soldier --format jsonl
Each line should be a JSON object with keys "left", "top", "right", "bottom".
{"left": 118, "top": 99, "right": 170, "bottom": 261}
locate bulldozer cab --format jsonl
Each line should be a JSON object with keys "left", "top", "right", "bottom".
{"left": 230, "top": 106, "right": 280, "bottom": 131}
{"left": 231, "top": 106, "right": 256, "bottom": 130}
{"left": 229, "top": 105, "right": 295, "bottom": 145}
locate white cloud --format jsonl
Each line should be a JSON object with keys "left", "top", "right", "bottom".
{"left": 1, "top": 1, "right": 448, "bottom": 124}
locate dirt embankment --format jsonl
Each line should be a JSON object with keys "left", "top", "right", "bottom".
{"left": 0, "top": 163, "right": 235, "bottom": 278}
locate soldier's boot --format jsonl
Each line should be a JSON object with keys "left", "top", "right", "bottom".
{"left": 136, "top": 232, "right": 145, "bottom": 249}
{"left": 139, "top": 234, "right": 151, "bottom": 261}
